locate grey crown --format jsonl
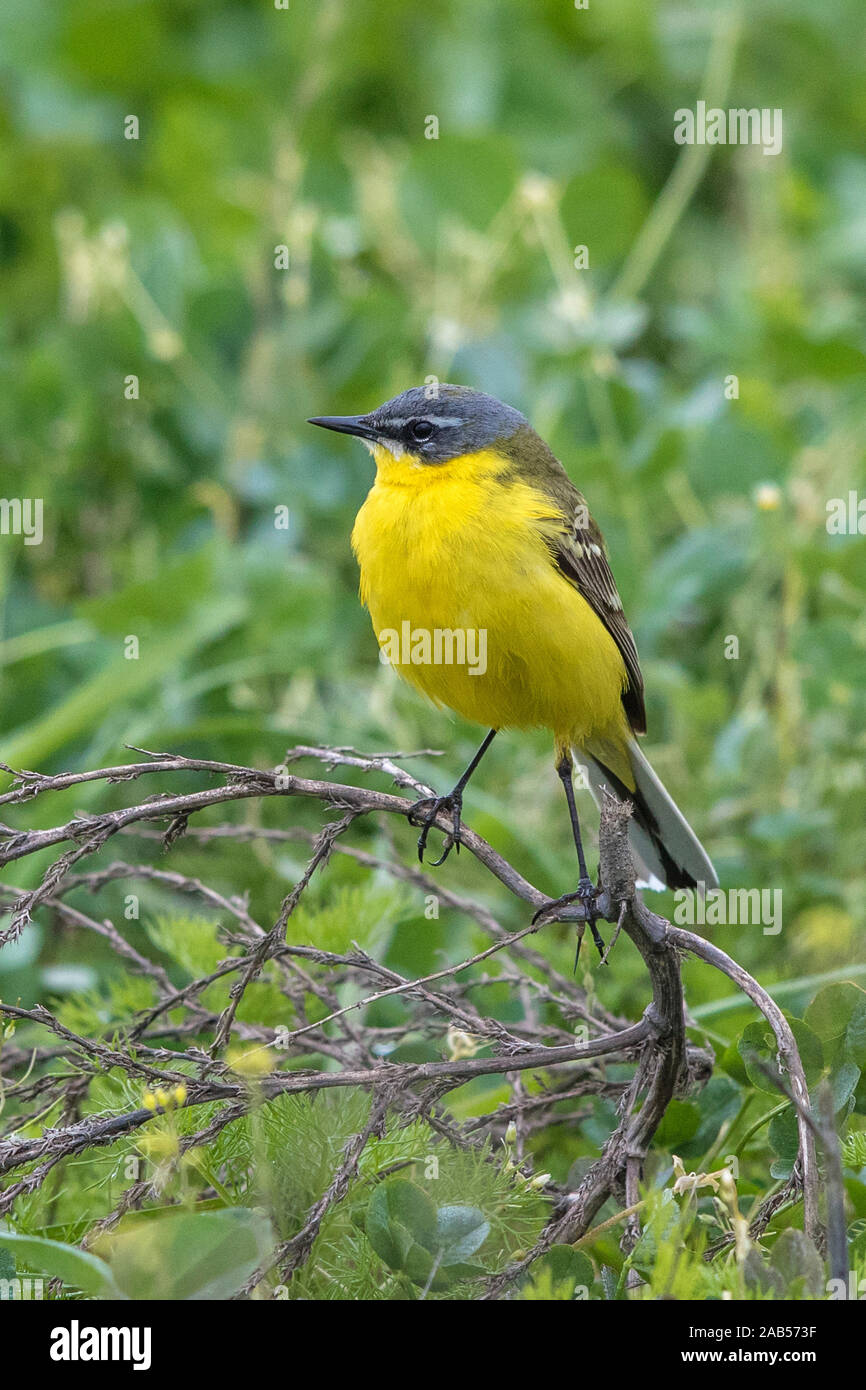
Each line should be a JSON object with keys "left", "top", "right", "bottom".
{"left": 366, "top": 385, "right": 528, "bottom": 462}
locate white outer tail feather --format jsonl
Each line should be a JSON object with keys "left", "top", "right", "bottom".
{"left": 579, "top": 739, "right": 718, "bottom": 893}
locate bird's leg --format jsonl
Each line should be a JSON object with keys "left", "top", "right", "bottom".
{"left": 532, "top": 750, "right": 605, "bottom": 959}
{"left": 408, "top": 728, "right": 497, "bottom": 866}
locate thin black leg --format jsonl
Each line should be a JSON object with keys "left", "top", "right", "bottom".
{"left": 556, "top": 751, "right": 591, "bottom": 884}
{"left": 409, "top": 729, "right": 497, "bottom": 865}
{"left": 454, "top": 728, "right": 497, "bottom": 799}
{"left": 532, "top": 750, "right": 605, "bottom": 960}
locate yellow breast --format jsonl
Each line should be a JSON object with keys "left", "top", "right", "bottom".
{"left": 350, "top": 444, "right": 628, "bottom": 745}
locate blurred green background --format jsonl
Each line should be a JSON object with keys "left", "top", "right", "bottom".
{"left": 1, "top": 0, "right": 865, "bottom": 1032}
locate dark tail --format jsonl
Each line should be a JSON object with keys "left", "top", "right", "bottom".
{"left": 579, "top": 738, "right": 718, "bottom": 892}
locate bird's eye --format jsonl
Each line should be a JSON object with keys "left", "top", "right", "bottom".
{"left": 409, "top": 419, "right": 434, "bottom": 443}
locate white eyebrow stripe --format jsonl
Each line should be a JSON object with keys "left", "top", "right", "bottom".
{"left": 376, "top": 415, "right": 464, "bottom": 430}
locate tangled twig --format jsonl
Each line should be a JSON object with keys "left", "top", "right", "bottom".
{"left": 0, "top": 745, "right": 821, "bottom": 1293}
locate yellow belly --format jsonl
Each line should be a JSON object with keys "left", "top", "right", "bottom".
{"left": 351, "top": 446, "right": 629, "bottom": 750}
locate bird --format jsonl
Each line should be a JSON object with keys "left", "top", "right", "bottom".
{"left": 309, "top": 384, "right": 718, "bottom": 956}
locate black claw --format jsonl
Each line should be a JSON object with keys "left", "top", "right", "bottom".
{"left": 408, "top": 793, "right": 463, "bottom": 866}
{"left": 428, "top": 838, "right": 453, "bottom": 868}
{"left": 532, "top": 892, "right": 577, "bottom": 926}
{"left": 573, "top": 931, "right": 583, "bottom": 974}
{"left": 531, "top": 877, "right": 605, "bottom": 963}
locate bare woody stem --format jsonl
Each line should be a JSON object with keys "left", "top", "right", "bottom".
{"left": 0, "top": 746, "right": 822, "bottom": 1283}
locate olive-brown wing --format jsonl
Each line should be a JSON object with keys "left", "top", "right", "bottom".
{"left": 548, "top": 501, "right": 647, "bottom": 735}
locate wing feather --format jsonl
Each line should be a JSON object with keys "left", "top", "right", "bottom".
{"left": 546, "top": 494, "right": 647, "bottom": 734}
{"left": 498, "top": 425, "right": 647, "bottom": 734}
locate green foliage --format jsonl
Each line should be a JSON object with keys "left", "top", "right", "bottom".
{"left": 806, "top": 982, "right": 866, "bottom": 1110}
{"left": 290, "top": 881, "right": 410, "bottom": 956}
{"left": 362, "top": 1179, "right": 489, "bottom": 1291}
{"left": 737, "top": 1016, "right": 823, "bottom": 1094}
{"left": 93, "top": 1209, "right": 275, "bottom": 1301}
{"left": 842, "top": 1131, "right": 866, "bottom": 1169}
{"left": 6, "top": 965, "right": 866, "bottom": 1299}
{"left": 1, "top": 1210, "right": 275, "bottom": 1301}
{"left": 0, "top": 0, "right": 864, "bottom": 1301}
{"left": 145, "top": 912, "right": 225, "bottom": 978}
{"left": 758, "top": 1230, "right": 825, "bottom": 1301}
{"left": 0, "top": 1228, "right": 121, "bottom": 1299}
{"left": 55, "top": 973, "right": 158, "bottom": 1035}
{"left": 245, "top": 1093, "right": 548, "bottom": 1299}
{"left": 516, "top": 1245, "right": 595, "bottom": 1301}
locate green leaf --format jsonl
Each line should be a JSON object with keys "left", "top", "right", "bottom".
{"left": 768, "top": 1106, "right": 799, "bottom": 1175}
{"left": 805, "top": 982, "right": 866, "bottom": 1067}
{"left": 364, "top": 1186, "right": 491, "bottom": 1290}
{"left": 828, "top": 1061, "right": 861, "bottom": 1111}
{"left": 718, "top": 1038, "right": 750, "bottom": 1087}
{"left": 403, "top": 1241, "right": 436, "bottom": 1287}
{"left": 96, "top": 1208, "right": 274, "bottom": 1300}
{"left": 770, "top": 1156, "right": 795, "bottom": 1180}
{"left": 677, "top": 1077, "right": 743, "bottom": 1160}
{"left": 365, "top": 1179, "right": 438, "bottom": 1272}
{"left": 654, "top": 1099, "right": 701, "bottom": 1149}
{"left": 365, "top": 1208, "right": 413, "bottom": 1271}
{"left": 437, "top": 1261, "right": 488, "bottom": 1282}
{"left": 743, "top": 1246, "right": 784, "bottom": 1296}
{"left": 519, "top": 1245, "right": 594, "bottom": 1301}
{"left": 434, "top": 1205, "right": 489, "bottom": 1266}
{"left": 769, "top": 1229, "right": 825, "bottom": 1299}
{"left": 0, "top": 1230, "right": 121, "bottom": 1298}
{"left": 738, "top": 1017, "right": 823, "bottom": 1094}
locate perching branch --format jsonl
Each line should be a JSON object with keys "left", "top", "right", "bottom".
{"left": 0, "top": 745, "right": 822, "bottom": 1292}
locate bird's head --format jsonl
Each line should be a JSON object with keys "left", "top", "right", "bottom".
{"left": 308, "top": 384, "right": 528, "bottom": 467}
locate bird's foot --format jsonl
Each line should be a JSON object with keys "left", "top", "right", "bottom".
{"left": 407, "top": 791, "right": 463, "bottom": 866}
{"left": 532, "top": 877, "right": 606, "bottom": 960}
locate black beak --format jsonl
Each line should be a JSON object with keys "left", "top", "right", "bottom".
{"left": 307, "top": 414, "right": 379, "bottom": 442}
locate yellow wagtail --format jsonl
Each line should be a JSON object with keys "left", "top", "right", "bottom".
{"left": 310, "top": 385, "right": 717, "bottom": 953}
